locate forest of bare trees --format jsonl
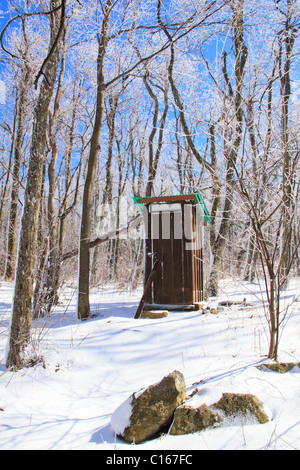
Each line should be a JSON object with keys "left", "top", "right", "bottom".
{"left": 0, "top": 0, "right": 299, "bottom": 367}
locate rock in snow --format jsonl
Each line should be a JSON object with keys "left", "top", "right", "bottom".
{"left": 111, "top": 370, "right": 186, "bottom": 444}
{"left": 111, "top": 373, "right": 270, "bottom": 443}
{"left": 110, "top": 395, "right": 133, "bottom": 436}
{"left": 213, "top": 393, "right": 269, "bottom": 424}
{"left": 170, "top": 403, "right": 222, "bottom": 435}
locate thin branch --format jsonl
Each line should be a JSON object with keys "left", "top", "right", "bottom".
{"left": 0, "top": 3, "right": 63, "bottom": 59}
{"left": 34, "top": 0, "right": 67, "bottom": 88}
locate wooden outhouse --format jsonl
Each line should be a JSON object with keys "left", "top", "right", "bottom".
{"left": 133, "top": 194, "right": 211, "bottom": 310}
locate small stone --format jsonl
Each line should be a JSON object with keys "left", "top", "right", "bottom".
{"left": 141, "top": 310, "right": 168, "bottom": 319}
{"left": 193, "top": 303, "right": 204, "bottom": 311}
{"left": 210, "top": 308, "right": 218, "bottom": 314}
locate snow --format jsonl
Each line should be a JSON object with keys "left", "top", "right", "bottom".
{"left": 111, "top": 396, "right": 133, "bottom": 436}
{"left": 0, "top": 278, "right": 299, "bottom": 450}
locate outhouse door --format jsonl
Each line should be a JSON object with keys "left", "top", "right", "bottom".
{"left": 144, "top": 200, "right": 204, "bottom": 307}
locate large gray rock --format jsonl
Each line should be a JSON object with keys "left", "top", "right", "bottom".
{"left": 111, "top": 370, "right": 186, "bottom": 444}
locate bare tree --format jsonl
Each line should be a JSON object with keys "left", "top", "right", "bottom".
{"left": 276, "top": 0, "right": 300, "bottom": 282}
{"left": 232, "top": 147, "right": 300, "bottom": 359}
{"left": 4, "top": 27, "right": 32, "bottom": 281}
{"left": 226, "top": 0, "right": 300, "bottom": 358}
{"left": 77, "top": 0, "right": 114, "bottom": 320}
{"left": 6, "top": 0, "right": 66, "bottom": 369}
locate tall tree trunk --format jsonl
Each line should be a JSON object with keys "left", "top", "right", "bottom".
{"left": 278, "top": 1, "right": 297, "bottom": 284}
{"left": 77, "top": 0, "right": 113, "bottom": 320}
{"left": 4, "top": 77, "right": 29, "bottom": 281}
{"left": 0, "top": 101, "right": 18, "bottom": 232}
{"left": 6, "top": 1, "right": 64, "bottom": 369}
{"left": 55, "top": 81, "right": 83, "bottom": 293}
{"left": 209, "top": 0, "right": 248, "bottom": 295}
{"left": 91, "top": 92, "right": 121, "bottom": 281}
{"left": 208, "top": 123, "right": 222, "bottom": 296}
{"left": 38, "top": 29, "right": 67, "bottom": 316}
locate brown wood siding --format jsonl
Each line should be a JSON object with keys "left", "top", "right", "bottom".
{"left": 192, "top": 209, "right": 203, "bottom": 302}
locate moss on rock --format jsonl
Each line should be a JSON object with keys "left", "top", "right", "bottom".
{"left": 257, "top": 362, "right": 300, "bottom": 374}
{"left": 213, "top": 393, "right": 269, "bottom": 424}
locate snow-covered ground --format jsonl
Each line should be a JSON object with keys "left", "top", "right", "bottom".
{"left": 0, "top": 278, "right": 299, "bottom": 450}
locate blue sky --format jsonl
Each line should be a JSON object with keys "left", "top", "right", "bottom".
{"left": 0, "top": 0, "right": 10, "bottom": 105}
{"left": 0, "top": 0, "right": 10, "bottom": 34}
